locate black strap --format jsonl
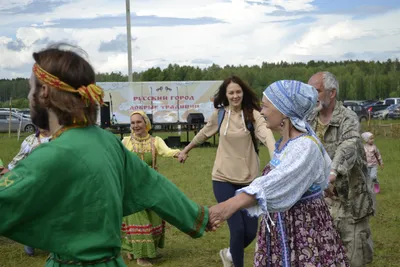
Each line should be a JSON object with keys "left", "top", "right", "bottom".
{"left": 247, "top": 121, "right": 259, "bottom": 155}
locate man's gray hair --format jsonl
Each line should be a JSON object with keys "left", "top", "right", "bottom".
{"left": 322, "top": 71, "right": 339, "bottom": 99}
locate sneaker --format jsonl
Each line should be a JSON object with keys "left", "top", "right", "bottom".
{"left": 219, "top": 248, "right": 233, "bottom": 267}
{"left": 24, "top": 246, "right": 35, "bottom": 256}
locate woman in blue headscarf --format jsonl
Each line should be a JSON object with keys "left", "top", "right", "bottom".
{"left": 208, "top": 80, "right": 348, "bottom": 266}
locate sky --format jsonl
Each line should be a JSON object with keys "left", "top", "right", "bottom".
{"left": 0, "top": 0, "right": 400, "bottom": 79}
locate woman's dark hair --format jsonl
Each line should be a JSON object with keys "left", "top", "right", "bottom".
{"left": 213, "top": 75, "right": 260, "bottom": 122}
{"left": 32, "top": 43, "right": 98, "bottom": 126}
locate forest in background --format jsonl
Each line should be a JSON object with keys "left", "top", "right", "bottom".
{"left": 1, "top": 59, "right": 400, "bottom": 108}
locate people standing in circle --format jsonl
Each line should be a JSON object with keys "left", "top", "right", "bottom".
{"left": 0, "top": 43, "right": 212, "bottom": 267}
{"left": 121, "top": 110, "right": 182, "bottom": 266}
{"left": 308, "top": 71, "right": 374, "bottom": 267}
{"left": 207, "top": 80, "right": 349, "bottom": 267}
{"left": 178, "top": 76, "right": 276, "bottom": 267}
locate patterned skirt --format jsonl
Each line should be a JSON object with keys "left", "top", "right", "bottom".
{"left": 121, "top": 209, "right": 165, "bottom": 259}
{"left": 254, "top": 190, "right": 349, "bottom": 267}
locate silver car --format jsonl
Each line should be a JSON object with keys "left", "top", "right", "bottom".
{"left": 0, "top": 111, "right": 36, "bottom": 133}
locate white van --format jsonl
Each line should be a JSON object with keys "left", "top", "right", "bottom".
{"left": 383, "top": 98, "right": 400, "bottom": 105}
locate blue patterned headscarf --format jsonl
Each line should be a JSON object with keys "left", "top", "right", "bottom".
{"left": 263, "top": 80, "right": 317, "bottom": 133}
{"left": 264, "top": 80, "right": 330, "bottom": 183}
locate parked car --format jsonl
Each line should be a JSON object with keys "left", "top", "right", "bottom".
{"left": 0, "top": 108, "right": 22, "bottom": 113}
{"left": 19, "top": 109, "right": 31, "bottom": 118}
{"left": 373, "top": 104, "right": 399, "bottom": 120}
{"left": 383, "top": 98, "right": 400, "bottom": 105}
{"left": 344, "top": 100, "right": 365, "bottom": 105}
{"left": 388, "top": 104, "right": 400, "bottom": 119}
{"left": 367, "top": 104, "right": 391, "bottom": 115}
{"left": 343, "top": 103, "right": 369, "bottom": 122}
{"left": 0, "top": 111, "right": 36, "bottom": 133}
{"left": 363, "top": 101, "right": 384, "bottom": 109}
{"left": 361, "top": 100, "right": 379, "bottom": 107}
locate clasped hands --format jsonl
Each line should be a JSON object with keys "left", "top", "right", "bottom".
{"left": 0, "top": 167, "right": 9, "bottom": 176}
{"left": 206, "top": 201, "right": 237, "bottom": 232}
{"left": 177, "top": 151, "right": 189, "bottom": 163}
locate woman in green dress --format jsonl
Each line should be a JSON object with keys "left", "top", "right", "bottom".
{"left": 121, "top": 110, "right": 182, "bottom": 266}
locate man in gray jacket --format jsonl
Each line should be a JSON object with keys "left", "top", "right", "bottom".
{"left": 308, "top": 71, "right": 374, "bottom": 267}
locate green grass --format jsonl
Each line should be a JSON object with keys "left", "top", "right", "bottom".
{"left": 0, "top": 132, "right": 399, "bottom": 266}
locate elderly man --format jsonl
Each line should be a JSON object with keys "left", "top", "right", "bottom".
{"left": 308, "top": 71, "right": 374, "bottom": 267}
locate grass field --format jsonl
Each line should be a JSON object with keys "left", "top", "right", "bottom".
{"left": 0, "top": 130, "right": 399, "bottom": 267}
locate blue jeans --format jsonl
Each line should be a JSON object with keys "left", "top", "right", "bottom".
{"left": 213, "top": 181, "right": 258, "bottom": 267}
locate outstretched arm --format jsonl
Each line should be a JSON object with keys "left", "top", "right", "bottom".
{"left": 253, "top": 110, "right": 276, "bottom": 159}
{"left": 179, "top": 109, "right": 219, "bottom": 162}
{"left": 123, "top": 148, "right": 209, "bottom": 238}
{"left": 154, "top": 136, "right": 180, "bottom": 158}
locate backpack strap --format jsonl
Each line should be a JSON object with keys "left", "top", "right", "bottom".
{"left": 247, "top": 120, "right": 259, "bottom": 155}
{"left": 217, "top": 108, "right": 225, "bottom": 133}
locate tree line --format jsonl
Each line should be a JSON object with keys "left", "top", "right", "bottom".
{"left": 1, "top": 59, "right": 400, "bottom": 108}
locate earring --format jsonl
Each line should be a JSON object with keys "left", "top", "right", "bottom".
{"left": 280, "top": 118, "right": 285, "bottom": 127}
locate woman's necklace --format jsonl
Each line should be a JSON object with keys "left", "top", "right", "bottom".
{"left": 130, "top": 133, "right": 151, "bottom": 160}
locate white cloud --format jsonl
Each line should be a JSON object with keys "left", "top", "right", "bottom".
{"left": 0, "top": 0, "right": 400, "bottom": 78}
{"left": 0, "top": 36, "right": 12, "bottom": 44}
{"left": 268, "top": 0, "right": 315, "bottom": 12}
{"left": 0, "top": 0, "right": 31, "bottom": 10}
{"left": 281, "top": 10, "right": 400, "bottom": 61}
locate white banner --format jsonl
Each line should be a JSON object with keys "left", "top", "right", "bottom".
{"left": 98, "top": 81, "right": 222, "bottom": 123}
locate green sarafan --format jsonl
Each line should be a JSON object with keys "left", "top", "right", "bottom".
{"left": 0, "top": 132, "right": 399, "bottom": 267}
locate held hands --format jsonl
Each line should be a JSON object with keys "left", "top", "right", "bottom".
{"left": 0, "top": 168, "right": 9, "bottom": 176}
{"left": 206, "top": 193, "right": 257, "bottom": 232}
{"left": 177, "top": 151, "right": 189, "bottom": 163}
{"left": 206, "top": 201, "right": 236, "bottom": 232}
{"left": 328, "top": 170, "right": 337, "bottom": 183}
{"left": 324, "top": 183, "right": 336, "bottom": 198}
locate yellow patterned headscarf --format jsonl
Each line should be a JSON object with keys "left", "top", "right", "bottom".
{"left": 33, "top": 63, "right": 105, "bottom": 106}
{"left": 130, "top": 111, "right": 152, "bottom": 133}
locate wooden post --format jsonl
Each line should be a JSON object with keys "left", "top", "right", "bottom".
{"left": 391, "top": 123, "right": 393, "bottom": 138}
{"left": 17, "top": 113, "right": 22, "bottom": 141}
{"left": 368, "top": 110, "right": 371, "bottom": 128}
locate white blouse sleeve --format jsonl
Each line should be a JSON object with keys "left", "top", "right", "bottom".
{"left": 7, "top": 135, "right": 34, "bottom": 170}
{"left": 236, "top": 137, "right": 330, "bottom": 217}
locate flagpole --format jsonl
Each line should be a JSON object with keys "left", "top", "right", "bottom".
{"left": 126, "top": 0, "right": 133, "bottom": 83}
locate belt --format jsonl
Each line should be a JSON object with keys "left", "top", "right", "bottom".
{"left": 47, "top": 252, "right": 120, "bottom": 266}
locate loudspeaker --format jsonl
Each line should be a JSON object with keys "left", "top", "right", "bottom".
{"left": 100, "top": 101, "right": 111, "bottom": 128}
{"left": 165, "top": 136, "right": 181, "bottom": 148}
{"left": 187, "top": 113, "right": 204, "bottom": 124}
